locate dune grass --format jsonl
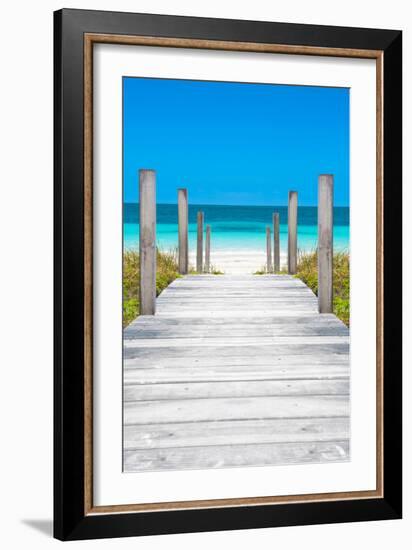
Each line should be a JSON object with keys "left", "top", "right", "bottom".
{"left": 295, "top": 250, "right": 349, "bottom": 326}
{"left": 254, "top": 267, "right": 273, "bottom": 275}
{"left": 188, "top": 266, "right": 225, "bottom": 275}
{"left": 123, "top": 248, "right": 181, "bottom": 327}
{"left": 254, "top": 250, "right": 350, "bottom": 326}
{"left": 123, "top": 249, "right": 224, "bottom": 326}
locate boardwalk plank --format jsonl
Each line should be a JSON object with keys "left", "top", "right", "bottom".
{"left": 124, "top": 325, "right": 348, "bottom": 339}
{"left": 124, "top": 379, "right": 349, "bottom": 401}
{"left": 123, "top": 274, "right": 350, "bottom": 472}
{"left": 124, "top": 365, "right": 349, "bottom": 384}
{"left": 132, "top": 314, "right": 346, "bottom": 326}
{"left": 124, "top": 396, "right": 349, "bottom": 425}
{"left": 124, "top": 336, "right": 349, "bottom": 349}
{"left": 123, "top": 440, "right": 349, "bottom": 472}
{"left": 124, "top": 353, "right": 349, "bottom": 371}
{"left": 124, "top": 417, "right": 349, "bottom": 450}
{"left": 124, "top": 343, "right": 349, "bottom": 360}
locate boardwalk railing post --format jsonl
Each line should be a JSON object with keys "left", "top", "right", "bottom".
{"left": 139, "top": 169, "right": 156, "bottom": 315}
{"left": 266, "top": 226, "right": 272, "bottom": 273}
{"left": 196, "top": 211, "right": 204, "bottom": 273}
{"left": 177, "top": 188, "right": 188, "bottom": 274}
{"left": 288, "top": 191, "right": 298, "bottom": 274}
{"left": 273, "top": 212, "right": 280, "bottom": 272}
{"left": 318, "top": 174, "right": 334, "bottom": 313}
{"left": 205, "top": 224, "right": 211, "bottom": 273}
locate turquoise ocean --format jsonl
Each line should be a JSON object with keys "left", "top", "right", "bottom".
{"left": 124, "top": 204, "right": 349, "bottom": 254}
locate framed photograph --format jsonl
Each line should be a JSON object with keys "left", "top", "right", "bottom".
{"left": 54, "top": 8, "right": 402, "bottom": 540}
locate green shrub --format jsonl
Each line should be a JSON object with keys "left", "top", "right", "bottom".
{"left": 123, "top": 248, "right": 180, "bottom": 327}
{"left": 295, "top": 250, "right": 350, "bottom": 326}
{"left": 254, "top": 250, "right": 350, "bottom": 326}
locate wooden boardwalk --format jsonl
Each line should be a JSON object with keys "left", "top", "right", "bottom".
{"left": 123, "top": 274, "right": 350, "bottom": 472}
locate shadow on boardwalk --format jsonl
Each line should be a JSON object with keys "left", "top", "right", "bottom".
{"left": 123, "top": 274, "right": 350, "bottom": 472}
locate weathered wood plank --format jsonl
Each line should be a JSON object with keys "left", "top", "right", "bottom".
{"left": 180, "top": 281, "right": 296, "bottom": 286}
{"left": 177, "top": 188, "right": 189, "bottom": 274}
{"left": 288, "top": 191, "right": 298, "bottom": 274}
{"left": 158, "top": 292, "right": 316, "bottom": 299}
{"left": 124, "top": 395, "right": 349, "bottom": 425}
{"left": 175, "top": 274, "right": 294, "bottom": 280}
{"left": 124, "top": 379, "right": 349, "bottom": 401}
{"left": 273, "top": 212, "right": 280, "bottom": 272}
{"left": 162, "top": 289, "right": 311, "bottom": 295}
{"left": 123, "top": 336, "right": 350, "bottom": 350}
{"left": 139, "top": 169, "right": 156, "bottom": 315}
{"left": 131, "top": 313, "right": 344, "bottom": 326}
{"left": 196, "top": 211, "right": 204, "bottom": 273}
{"left": 124, "top": 325, "right": 349, "bottom": 339}
{"left": 318, "top": 174, "right": 334, "bottom": 313}
{"left": 167, "top": 281, "right": 307, "bottom": 288}
{"left": 166, "top": 307, "right": 318, "bottom": 316}
{"left": 124, "top": 364, "right": 349, "bottom": 384}
{"left": 123, "top": 440, "right": 350, "bottom": 472}
{"left": 159, "top": 288, "right": 314, "bottom": 295}
{"left": 124, "top": 417, "right": 350, "bottom": 450}
{"left": 167, "top": 275, "right": 305, "bottom": 289}
{"left": 123, "top": 272, "right": 350, "bottom": 473}
{"left": 124, "top": 343, "right": 349, "bottom": 360}
{"left": 160, "top": 284, "right": 314, "bottom": 291}
{"left": 157, "top": 292, "right": 316, "bottom": 299}
{"left": 154, "top": 312, "right": 318, "bottom": 320}
{"left": 124, "top": 351, "right": 349, "bottom": 370}
{"left": 157, "top": 297, "right": 318, "bottom": 304}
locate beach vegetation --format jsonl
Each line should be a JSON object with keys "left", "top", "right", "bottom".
{"left": 123, "top": 248, "right": 181, "bottom": 327}
{"left": 188, "top": 265, "right": 224, "bottom": 275}
{"left": 253, "top": 267, "right": 286, "bottom": 275}
{"left": 254, "top": 250, "right": 350, "bottom": 326}
{"left": 209, "top": 265, "right": 225, "bottom": 275}
{"left": 123, "top": 249, "right": 224, "bottom": 327}
{"left": 295, "top": 250, "right": 350, "bottom": 326}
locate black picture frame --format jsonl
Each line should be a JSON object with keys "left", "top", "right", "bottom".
{"left": 54, "top": 8, "right": 402, "bottom": 541}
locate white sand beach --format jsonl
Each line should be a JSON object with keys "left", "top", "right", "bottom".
{"left": 188, "top": 249, "right": 288, "bottom": 274}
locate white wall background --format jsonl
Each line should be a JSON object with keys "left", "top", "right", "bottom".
{"left": 0, "top": 1, "right": 408, "bottom": 548}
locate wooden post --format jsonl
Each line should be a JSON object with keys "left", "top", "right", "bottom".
{"left": 318, "top": 175, "right": 334, "bottom": 313}
{"left": 266, "top": 226, "right": 272, "bottom": 273}
{"left": 273, "top": 212, "right": 280, "bottom": 272}
{"left": 205, "top": 225, "right": 211, "bottom": 273}
{"left": 177, "top": 188, "right": 188, "bottom": 274}
{"left": 139, "top": 169, "right": 156, "bottom": 315}
{"left": 288, "top": 191, "right": 298, "bottom": 274}
{"left": 196, "top": 211, "right": 204, "bottom": 273}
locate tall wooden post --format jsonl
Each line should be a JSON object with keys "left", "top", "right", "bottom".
{"left": 288, "top": 191, "right": 298, "bottom": 274}
{"left": 205, "top": 225, "right": 211, "bottom": 273}
{"left": 318, "top": 175, "right": 334, "bottom": 313}
{"left": 273, "top": 212, "right": 280, "bottom": 272}
{"left": 196, "top": 211, "right": 204, "bottom": 273}
{"left": 139, "top": 169, "right": 156, "bottom": 315}
{"left": 177, "top": 188, "right": 188, "bottom": 274}
{"left": 266, "top": 226, "right": 272, "bottom": 273}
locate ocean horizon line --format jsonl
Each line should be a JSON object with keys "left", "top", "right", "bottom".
{"left": 123, "top": 202, "right": 350, "bottom": 208}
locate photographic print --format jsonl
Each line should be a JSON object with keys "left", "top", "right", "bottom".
{"left": 54, "top": 9, "right": 402, "bottom": 539}
{"left": 122, "top": 77, "right": 350, "bottom": 473}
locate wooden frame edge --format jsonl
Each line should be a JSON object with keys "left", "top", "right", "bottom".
{"left": 83, "top": 33, "right": 384, "bottom": 516}
{"left": 85, "top": 32, "right": 381, "bottom": 59}
{"left": 376, "top": 52, "right": 384, "bottom": 498}
{"left": 84, "top": 32, "right": 94, "bottom": 515}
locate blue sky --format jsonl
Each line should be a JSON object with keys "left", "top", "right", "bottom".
{"left": 123, "top": 77, "right": 349, "bottom": 206}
